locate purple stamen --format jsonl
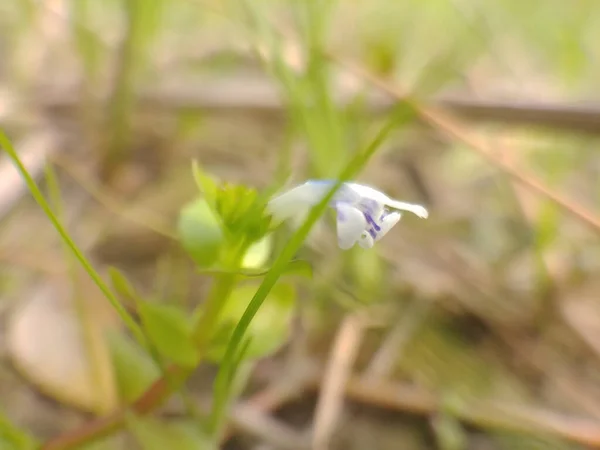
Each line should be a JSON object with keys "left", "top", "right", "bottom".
{"left": 362, "top": 198, "right": 378, "bottom": 216}
{"left": 368, "top": 228, "right": 377, "bottom": 239}
{"left": 364, "top": 212, "right": 381, "bottom": 232}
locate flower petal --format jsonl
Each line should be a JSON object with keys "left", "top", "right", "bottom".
{"left": 267, "top": 181, "right": 360, "bottom": 224}
{"left": 358, "top": 231, "right": 375, "bottom": 249}
{"left": 336, "top": 203, "right": 367, "bottom": 249}
{"left": 375, "top": 212, "right": 401, "bottom": 241}
{"left": 385, "top": 199, "right": 428, "bottom": 218}
{"left": 267, "top": 183, "right": 320, "bottom": 224}
{"left": 357, "top": 197, "right": 384, "bottom": 219}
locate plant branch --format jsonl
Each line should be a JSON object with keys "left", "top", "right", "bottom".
{"left": 331, "top": 56, "right": 600, "bottom": 234}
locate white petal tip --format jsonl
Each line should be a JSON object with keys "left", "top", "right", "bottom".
{"left": 413, "top": 206, "right": 429, "bottom": 219}
{"left": 385, "top": 199, "right": 429, "bottom": 219}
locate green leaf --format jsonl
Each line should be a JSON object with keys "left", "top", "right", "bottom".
{"left": 125, "top": 0, "right": 165, "bottom": 62}
{"left": 108, "top": 267, "right": 137, "bottom": 301}
{"left": 241, "top": 236, "right": 272, "bottom": 269}
{"left": 0, "top": 409, "right": 37, "bottom": 450}
{"left": 206, "top": 282, "right": 297, "bottom": 362}
{"left": 432, "top": 412, "right": 468, "bottom": 450}
{"left": 191, "top": 160, "right": 219, "bottom": 210}
{"left": 127, "top": 415, "right": 214, "bottom": 450}
{"left": 137, "top": 302, "right": 198, "bottom": 368}
{"left": 220, "top": 184, "right": 257, "bottom": 223}
{"left": 215, "top": 184, "right": 271, "bottom": 241}
{"left": 72, "top": 0, "right": 105, "bottom": 83}
{"left": 106, "top": 331, "right": 160, "bottom": 403}
{"left": 535, "top": 200, "right": 560, "bottom": 250}
{"left": 208, "top": 348, "right": 253, "bottom": 435}
{"left": 177, "top": 198, "right": 225, "bottom": 268}
{"left": 79, "top": 435, "right": 124, "bottom": 450}
{"left": 492, "top": 430, "right": 578, "bottom": 450}
{"left": 279, "top": 259, "right": 313, "bottom": 279}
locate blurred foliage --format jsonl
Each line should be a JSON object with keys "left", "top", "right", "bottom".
{"left": 106, "top": 329, "right": 161, "bottom": 403}
{"left": 126, "top": 414, "right": 213, "bottom": 450}
{"left": 178, "top": 197, "right": 225, "bottom": 268}
{"left": 206, "top": 281, "right": 296, "bottom": 362}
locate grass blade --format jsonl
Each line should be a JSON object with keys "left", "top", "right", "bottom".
{"left": 0, "top": 130, "right": 147, "bottom": 347}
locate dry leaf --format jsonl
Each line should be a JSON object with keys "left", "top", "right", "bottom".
{"left": 561, "top": 282, "right": 600, "bottom": 360}
{"left": 6, "top": 275, "right": 119, "bottom": 415}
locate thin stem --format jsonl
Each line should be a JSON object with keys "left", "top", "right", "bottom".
{"left": 44, "top": 163, "right": 115, "bottom": 413}
{"left": 191, "top": 246, "right": 247, "bottom": 349}
{"left": 210, "top": 360, "right": 255, "bottom": 440}
{"left": 0, "top": 131, "right": 147, "bottom": 348}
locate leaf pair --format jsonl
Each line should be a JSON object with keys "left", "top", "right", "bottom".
{"left": 110, "top": 268, "right": 198, "bottom": 369}
{"left": 179, "top": 162, "right": 275, "bottom": 269}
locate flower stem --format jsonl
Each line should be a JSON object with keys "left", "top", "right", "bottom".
{"left": 192, "top": 271, "right": 239, "bottom": 349}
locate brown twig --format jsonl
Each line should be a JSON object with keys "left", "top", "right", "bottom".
{"left": 38, "top": 73, "right": 600, "bottom": 134}
{"left": 219, "top": 364, "right": 312, "bottom": 445}
{"left": 311, "top": 313, "right": 366, "bottom": 450}
{"left": 331, "top": 59, "right": 600, "bottom": 427}
{"left": 35, "top": 0, "right": 600, "bottom": 135}
{"left": 362, "top": 297, "right": 433, "bottom": 381}
{"left": 331, "top": 56, "right": 600, "bottom": 235}
{"left": 300, "top": 370, "right": 600, "bottom": 448}
{"left": 341, "top": 377, "right": 600, "bottom": 449}
{"left": 40, "top": 364, "right": 185, "bottom": 450}
{"left": 238, "top": 365, "right": 600, "bottom": 449}
{"left": 230, "top": 403, "right": 310, "bottom": 450}
{"left": 49, "top": 154, "right": 177, "bottom": 240}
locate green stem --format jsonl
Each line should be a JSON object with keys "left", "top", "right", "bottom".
{"left": 0, "top": 131, "right": 147, "bottom": 348}
{"left": 192, "top": 273, "right": 238, "bottom": 349}
{"left": 100, "top": 0, "right": 139, "bottom": 181}
{"left": 44, "top": 164, "right": 113, "bottom": 413}
{"left": 192, "top": 243, "right": 248, "bottom": 349}
{"left": 0, "top": 410, "right": 38, "bottom": 450}
{"left": 210, "top": 360, "right": 255, "bottom": 441}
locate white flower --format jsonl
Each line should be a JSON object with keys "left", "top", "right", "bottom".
{"left": 267, "top": 180, "right": 428, "bottom": 249}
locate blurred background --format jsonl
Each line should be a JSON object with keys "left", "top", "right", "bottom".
{"left": 2, "top": 0, "right": 600, "bottom": 449}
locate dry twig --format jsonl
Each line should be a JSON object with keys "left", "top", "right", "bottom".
{"left": 363, "top": 297, "right": 434, "bottom": 381}
{"left": 332, "top": 56, "right": 600, "bottom": 235}
{"left": 41, "top": 78, "right": 600, "bottom": 134}
{"left": 230, "top": 403, "right": 310, "bottom": 450}
{"left": 311, "top": 313, "right": 366, "bottom": 450}
{"left": 338, "top": 377, "right": 600, "bottom": 449}
{"left": 241, "top": 366, "right": 600, "bottom": 449}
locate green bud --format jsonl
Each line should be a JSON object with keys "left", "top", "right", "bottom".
{"left": 177, "top": 198, "right": 224, "bottom": 268}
